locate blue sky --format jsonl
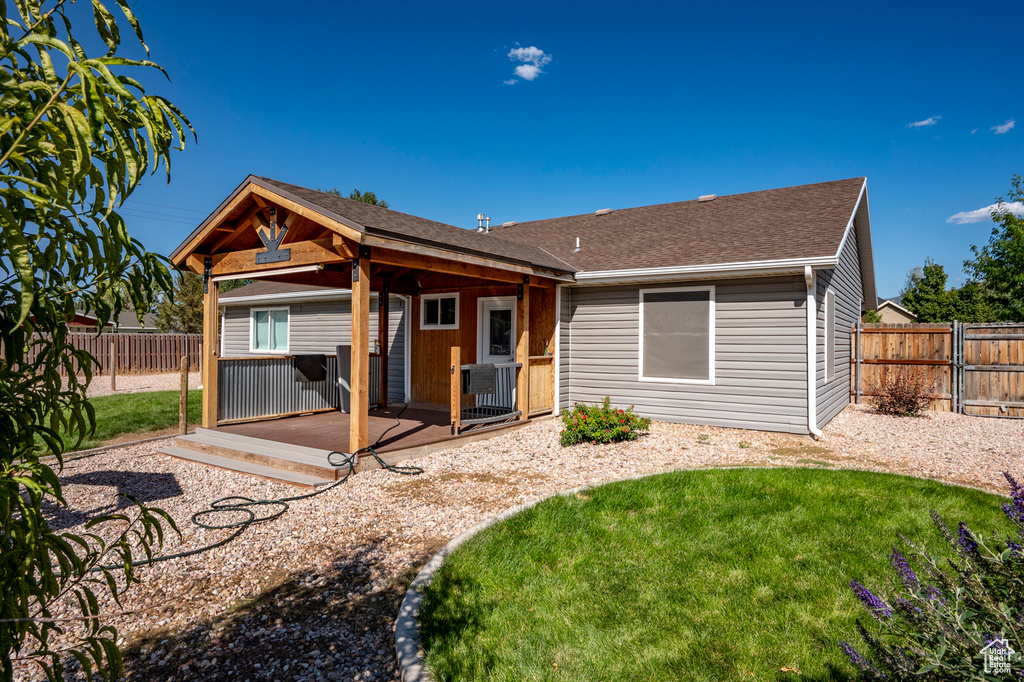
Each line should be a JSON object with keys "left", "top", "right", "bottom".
{"left": 116, "top": 0, "right": 1021, "bottom": 299}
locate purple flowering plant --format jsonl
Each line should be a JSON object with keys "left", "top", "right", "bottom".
{"left": 559, "top": 396, "right": 651, "bottom": 447}
{"left": 840, "top": 472, "right": 1024, "bottom": 680}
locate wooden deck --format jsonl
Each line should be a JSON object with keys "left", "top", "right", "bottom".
{"left": 212, "top": 405, "right": 523, "bottom": 467}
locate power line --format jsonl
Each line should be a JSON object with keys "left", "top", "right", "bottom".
{"left": 123, "top": 199, "right": 207, "bottom": 215}
{"left": 118, "top": 206, "right": 203, "bottom": 221}
{"left": 118, "top": 211, "right": 197, "bottom": 226}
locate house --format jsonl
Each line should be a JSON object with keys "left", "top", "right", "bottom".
{"left": 68, "top": 309, "right": 161, "bottom": 333}
{"left": 873, "top": 297, "right": 917, "bottom": 323}
{"left": 163, "top": 175, "right": 874, "bottom": 480}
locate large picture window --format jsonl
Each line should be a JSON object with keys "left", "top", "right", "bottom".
{"left": 250, "top": 307, "right": 289, "bottom": 353}
{"left": 639, "top": 286, "right": 715, "bottom": 384}
{"left": 420, "top": 293, "right": 459, "bottom": 330}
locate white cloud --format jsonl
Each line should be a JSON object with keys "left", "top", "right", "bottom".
{"left": 992, "top": 118, "right": 1016, "bottom": 134}
{"left": 907, "top": 115, "right": 941, "bottom": 128}
{"left": 946, "top": 201, "right": 1024, "bottom": 224}
{"left": 504, "top": 45, "right": 551, "bottom": 84}
{"left": 971, "top": 128, "right": 979, "bottom": 135}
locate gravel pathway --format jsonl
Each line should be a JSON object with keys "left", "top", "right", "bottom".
{"left": 15, "top": 405, "right": 1024, "bottom": 681}
{"left": 67, "top": 371, "right": 202, "bottom": 399}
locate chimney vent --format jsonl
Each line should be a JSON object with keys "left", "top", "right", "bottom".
{"left": 698, "top": 194, "right": 716, "bottom": 202}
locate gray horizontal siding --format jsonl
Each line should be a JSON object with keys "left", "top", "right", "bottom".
{"left": 816, "top": 222, "right": 862, "bottom": 428}
{"left": 221, "top": 295, "right": 407, "bottom": 401}
{"left": 567, "top": 276, "right": 809, "bottom": 434}
{"left": 558, "top": 285, "right": 571, "bottom": 411}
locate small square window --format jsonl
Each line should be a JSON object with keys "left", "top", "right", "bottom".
{"left": 420, "top": 293, "right": 459, "bottom": 330}
{"left": 251, "top": 308, "right": 289, "bottom": 353}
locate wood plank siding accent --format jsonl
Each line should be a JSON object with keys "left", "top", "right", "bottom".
{"left": 566, "top": 276, "right": 810, "bottom": 433}
{"left": 221, "top": 295, "right": 407, "bottom": 401}
{"left": 815, "top": 222, "right": 863, "bottom": 428}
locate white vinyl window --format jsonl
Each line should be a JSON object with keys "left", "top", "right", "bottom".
{"left": 250, "top": 307, "right": 289, "bottom": 353}
{"left": 825, "top": 288, "right": 836, "bottom": 382}
{"left": 639, "top": 286, "right": 715, "bottom": 384}
{"left": 420, "top": 293, "right": 459, "bottom": 330}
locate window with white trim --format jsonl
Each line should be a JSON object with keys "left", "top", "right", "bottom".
{"left": 639, "top": 286, "right": 715, "bottom": 383}
{"left": 825, "top": 289, "right": 836, "bottom": 382}
{"left": 420, "top": 293, "right": 459, "bottom": 330}
{"left": 250, "top": 307, "right": 289, "bottom": 353}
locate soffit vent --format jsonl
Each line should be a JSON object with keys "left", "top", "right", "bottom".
{"left": 698, "top": 194, "right": 716, "bottom": 202}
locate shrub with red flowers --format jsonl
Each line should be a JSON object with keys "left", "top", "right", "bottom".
{"left": 559, "top": 396, "right": 651, "bottom": 447}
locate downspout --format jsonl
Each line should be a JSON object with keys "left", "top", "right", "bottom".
{"left": 805, "top": 265, "right": 823, "bottom": 438}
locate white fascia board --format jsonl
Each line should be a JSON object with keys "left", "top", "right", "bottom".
{"left": 833, "top": 178, "right": 868, "bottom": 261}
{"left": 219, "top": 289, "right": 352, "bottom": 306}
{"left": 572, "top": 256, "right": 839, "bottom": 286}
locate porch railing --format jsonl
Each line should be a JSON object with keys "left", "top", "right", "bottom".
{"left": 449, "top": 347, "right": 521, "bottom": 435}
{"left": 218, "top": 353, "right": 381, "bottom": 424}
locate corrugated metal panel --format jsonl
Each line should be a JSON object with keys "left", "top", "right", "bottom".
{"left": 566, "top": 276, "right": 808, "bottom": 433}
{"left": 220, "top": 295, "right": 406, "bottom": 402}
{"left": 816, "top": 223, "right": 862, "bottom": 427}
{"left": 217, "top": 354, "right": 381, "bottom": 422}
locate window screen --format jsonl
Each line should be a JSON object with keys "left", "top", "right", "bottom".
{"left": 253, "top": 309, "right": 288, "bottom": 352}
{"left": 826, "top": 290, "right": 836, "bottom": 381}
{"left": 642, "top": 289, "right": 712, "bottom": 381}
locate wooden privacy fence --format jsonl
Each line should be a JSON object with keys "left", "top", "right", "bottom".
{"left": 852, "top": 322, "right": 1024, "bottom": 418}
{"left": 27, "top": 332, "right": 203, "bottom": 375}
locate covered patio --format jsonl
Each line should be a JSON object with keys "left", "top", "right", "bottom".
{"left": 165, "top": 176, "right": 574, "bottom": 479}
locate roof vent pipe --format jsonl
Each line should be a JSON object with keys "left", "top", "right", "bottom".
{"left": 573, "top": 237, "right": 580, "bottom": 252}
{"left": 476, "top": 213, "right": 485, "bottom": 232}
{"left": 698, "top": 194, "right": 716, "bottom": 202}
{"left": 485, "top": 216, "right": 490, "bottom": 232}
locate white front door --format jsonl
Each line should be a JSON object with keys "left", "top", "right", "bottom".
{"left": 477, "top": 297, "right": 516, "bottom": 365}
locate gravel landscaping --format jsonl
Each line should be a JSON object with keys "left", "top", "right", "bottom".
{"left": 67, "top": 371, "right": 202, "bottom": 399}
{"left": 16, "top": 404, "right": 1024, "bottom": 681}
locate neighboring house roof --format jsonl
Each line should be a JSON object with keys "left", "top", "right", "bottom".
{"left": 876, "top": 298, "right": 917, "bottom": 319}
{"left": 219, "top": 281, "right": 349, "bottom": 305}
{"left": 69, "top": 310, "right": 158, "bottom": 330}
{"left": 488, "top": 177, "right": 866, "bottom": 272}
{"left": 171, "top": 176, "right": 575, "bottom": 275}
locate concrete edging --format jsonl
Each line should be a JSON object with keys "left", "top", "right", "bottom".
{"left": 392, "top": 465, "right": 1008, "bottom": 682}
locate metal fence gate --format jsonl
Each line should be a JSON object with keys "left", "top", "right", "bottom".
{"left": 853, "top": 322, "right": 1024, "bottom": 418}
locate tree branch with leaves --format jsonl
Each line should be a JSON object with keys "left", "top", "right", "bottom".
{"left": 0, "top": 0, "right": 193, "bottom": 679}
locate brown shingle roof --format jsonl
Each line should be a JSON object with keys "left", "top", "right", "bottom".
{"left": 219, "top": 281, "right": 336, "bottom": 300}
{"left": 486, "top": 177, "right": 866, "bottom": 272}
{"left": 249, "top": 178, "right": 575, "bottom": 274}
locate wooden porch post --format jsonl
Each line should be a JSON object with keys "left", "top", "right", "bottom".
{"left": 201, "top": 279, "right": 219, "bottom": 428}
{"left": 350, "top": 254, "right": 371, "bottom": 453}
{"left": 378, "top": 283, "right": 389, "bottom": 407}
{"left": 516, "top": 282, "right": 530, "bottom": 420}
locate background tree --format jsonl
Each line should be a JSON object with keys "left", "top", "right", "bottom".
{"left": 154, "top": 272, "right": 203, "bottom": 333}
{"left": 964, "top": 174, "right": 1024, "bottom": 321}
{"left": 863, "top": 309, "right": 882, "bottom": 323}
{"left": 319, "top": 186, "right": 389, "bottom": 208}
{"left": 899, "top": 259, "right": 955, "bottom": 322}
{"left": 0, "top": 1, "right": 192, "bottom": 679}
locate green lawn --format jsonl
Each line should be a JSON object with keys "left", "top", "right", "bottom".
{"left": 419, "top": 468, "right": 1008, "bottom": 682}
{"left": 40, "top": 390, "right": 203, "bottom": 452}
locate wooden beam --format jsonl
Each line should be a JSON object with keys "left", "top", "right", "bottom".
{"left": 516, "top": 284, "right": 530, "bottom": 421}
{"left": 201, "top": 281, "right": 219, "bottom": 428}
{"left": 362, "top": 234, "right": 573, "bottom": 283}
{"left": 173, "top": 184, "right": 256, "bottom": 267}
{"left": 349, "top": 256, "right": 371, "bottom": 454}
{"left": 371, "top": 246, "right": 528, "bottom": 284}
{"left": 250, "top": 184, "right": 364, "bottom": 244}
{"left": 378, "top": 285, "right": 390, "bottom": 406}
{"left": 332, "top": 233, "right": 360, "bottom": 259}
{"left": 187, "top": 237, "right": 350, "bottom": 277}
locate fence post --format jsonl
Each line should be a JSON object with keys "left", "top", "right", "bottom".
{"left": 109, "top": 341, "right": 116, "bottom": 391}
{"left": 855, "top": 321, "right": 861, "bottom": 404}
{"left": 179, "top": 355, "right": 189, "bottom": 435}
{"left": 450, "top": 346, "right": 461, "bottom": 436}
